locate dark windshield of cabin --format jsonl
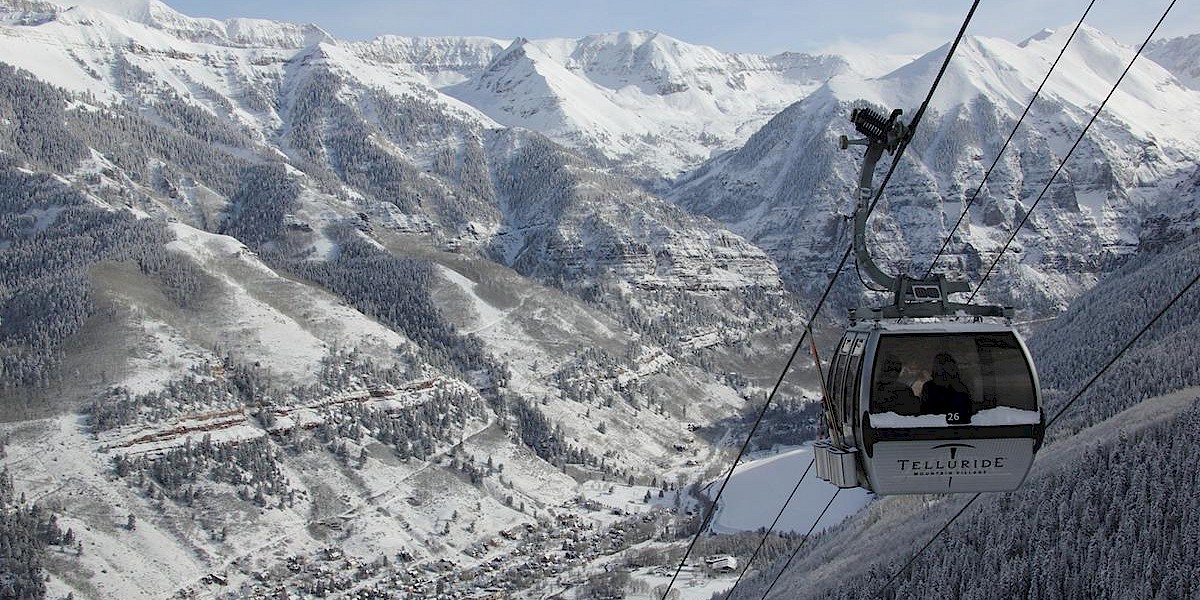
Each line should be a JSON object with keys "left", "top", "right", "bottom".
{"left": 870, "top": 332, "right": 1037, "bottom": 416}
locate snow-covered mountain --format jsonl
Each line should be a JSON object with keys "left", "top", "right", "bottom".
{"left": 0, "top": 0, "right": 784, "bottom": 294}
{"left": 1147, "top": 33, "right": 1200, "bottom": 89}
{"left": 728, "top": 232, "right": 1200, "bottom": 600}
{"left": 443, "top": 31, "right": 851, "bottom": 181}
{"left": 0, "top": 3, "right": 804, "bottom": 597}
{"left": 0, "top": 69, "right": 777, "bottom": 598}
{"left": 1142, "top": 164, "right": 1200, "bottom": 250}
{"left": 1, "top": 1, "right": 1199, "bottom": 598}
{"left": 350, "top": 34, "right": 506, "bottom": 86}
{"left": 671, "top": 25, "right": 1200, "bottom": 314}
{"left": 0, "top": 0, "right": 864, "bottom": 183}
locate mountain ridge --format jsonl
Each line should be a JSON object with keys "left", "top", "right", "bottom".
{"left": 671, "top": 23, "right": 1200, "bottom": 313}
{"left": 1, "top": 2, "right": 1199, "bottom": 598}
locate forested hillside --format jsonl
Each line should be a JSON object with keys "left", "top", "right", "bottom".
{"left": 721, "top": 235, "right": 1200, "bottom": 600}
{"left": 0, "top": 1, "right": 1198, "bottom": 597}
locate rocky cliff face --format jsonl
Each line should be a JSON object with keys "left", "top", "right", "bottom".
{"left": 1147, "top": 33, "right": 1200, "bottom": 89}
{"left": 3, "top": 3, "right": 1197, "bottom": 313}
{"left": 0, "top": 0, "right": 782, "bottom": 297}
{"left": 439, "top": 31, "right": 853, "bottom": 181}
{"left": 1141, "top": 166, "right": 1200, "bottom": 251}
{"left": 2, "top": 4, "right": 1199, "bottom": 599}
{"left": 482, "top": 130, "right": 780, "bottom": 292}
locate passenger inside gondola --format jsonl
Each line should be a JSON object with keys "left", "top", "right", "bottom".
{"left": 920, "top": 353, "right": 972, "bottom": 423}
{"left": 873, "top": 355, "right": 920, "bottom": 415}
{"left": 869, "top": 332, "right": 1038, "bottom": 426}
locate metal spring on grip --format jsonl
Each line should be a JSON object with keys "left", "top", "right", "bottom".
{"left": 851, "top": 107, "right": 891, "bottom": 140}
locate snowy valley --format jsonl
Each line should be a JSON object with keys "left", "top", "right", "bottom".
{"left": 0, "top": 0, "right": 1198, "bottom": 599}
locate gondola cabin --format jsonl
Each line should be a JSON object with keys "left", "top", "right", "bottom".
{"left": 814, "top": 322, "right": 1044, "bottom": 495}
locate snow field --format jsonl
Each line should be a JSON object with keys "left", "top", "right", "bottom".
{"left": 705, "top": 445, "right": 872, "bottom": 535}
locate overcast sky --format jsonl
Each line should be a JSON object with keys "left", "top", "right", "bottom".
{"left": 166, "top": 0, "right": 1195, "bottom": 55}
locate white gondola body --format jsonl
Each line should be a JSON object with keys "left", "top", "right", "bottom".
{"left": 816, "top": 321, "right": 1044, "bottom": 495}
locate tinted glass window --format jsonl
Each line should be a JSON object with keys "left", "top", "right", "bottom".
{"left": 870, "top": 332, "right": 1037, "bottom": 416}
{"left": 826, "top": 345, "right": 844, "bottom": 407}
{"left": 843, "top": 336, "right": 865, "bottom": 419}
{"left": 829, "top": 336, "right": 852, "bottom": 423}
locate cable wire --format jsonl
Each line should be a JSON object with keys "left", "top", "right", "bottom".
{"left": 875, "top": 493, "right": 981, "bottom": 597}
{"left": 721, "top": 458, "right": 816, "bottom": 600}
{"left": 688, "top": 4, "right": 984, "bottom": 599}
{"left": 867, "top": 6, "right": 1181, "bottom": 595}
{"left": 874, "top": 263, "right": 1198, "bottom": 598}
{"left": 853, "top": 0, "right": 981, "bottom": 287}
{"left": 969, "top": 0, "right": 1175, "bottom": 304}
{"left": 758, "top": 489, "right": 842, "bottom": 600}
{"left": 902, "top": 1, "right": 981, "bottom": 145}
{"left": 723, "top": 329, "right": 830, "bottom": 599}
{"left": 1046, "top": 268, "right": 1200, "bottom": 429}
{"left": 658, "top": 249, "right": 846, "bottom": 599}
{"left": 867, "top": 0, "right": 980, "bottom": 221}
{"left": 922, "top": 0, "right": 1097, "bottom": 279}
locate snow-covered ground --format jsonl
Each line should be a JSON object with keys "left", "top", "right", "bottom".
{"left": 706, "top": 445, "right": 873, "bottom": 535}
{"left": 632, "top": 567, "right": 741, "bottom": 600}
{"left": 2, "top": 3, "right": 1197, "bottom": 598}
{"left": 871, "top": 406, "right": 1042, "bottom": 427}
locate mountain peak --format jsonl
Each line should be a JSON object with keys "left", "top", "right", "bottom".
{"left": 489, "top": 36, "right": 534, "bottom": 63}
{"left": 578, "top": 29, "right": 670, "bottom": 47}
{"left": 869, "top": 22, "right": 1184, "bottom": 120}
{"left": 45, "top": 0, "right": 331, "bottom": 49}
{"left": 1016, "top": 22, "right": 1116, "bottom": 50}
{"left": 1019, "top": 28, "right": 1057, "bottom": 47}
{"left": 483, "top": 36, "right": 541, "bottom": 73}
{"left": 49, "top": 0, "right": 228, "bottom": 34}
{"left": 50, "top": 0, "right": 166, "bottom": 24}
